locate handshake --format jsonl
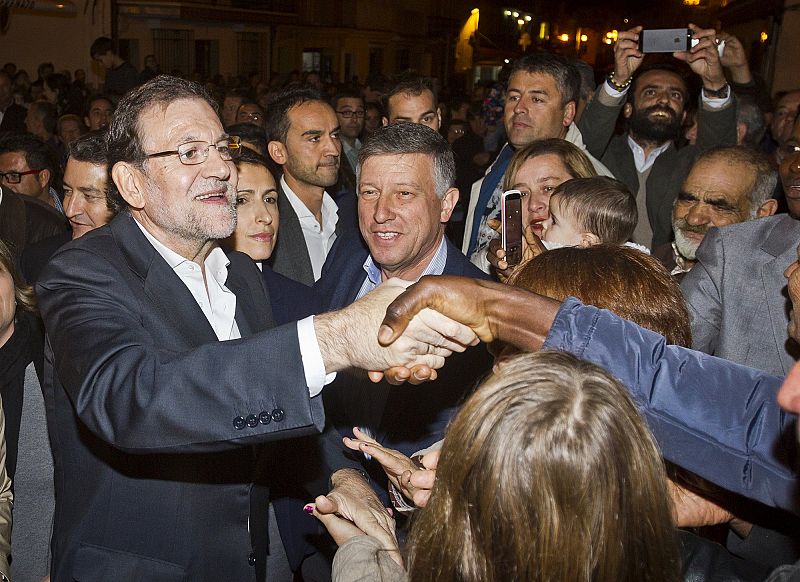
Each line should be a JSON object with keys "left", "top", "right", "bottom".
{"left": 315, "top": 274, "right": 561, "bottom": 383}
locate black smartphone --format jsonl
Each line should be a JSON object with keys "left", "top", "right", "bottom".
{"left": 501, "top": 189, "right": 523, "bottom": 267}
{"left": 639, "top": 28, "right": 692, "bottom": 53}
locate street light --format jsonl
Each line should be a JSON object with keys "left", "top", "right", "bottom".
{"left": 559, "top": 33, "right": 569, "bottom": 42}
{"left": 580, "top": 34, "right": 588, "bottom": 42}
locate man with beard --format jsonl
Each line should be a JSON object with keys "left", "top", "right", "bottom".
{"left": 653, "top": 146, "right": 778, "bottom": 279}
{"left": 578, "top": 25, "right": 737, "bottom": 249}
{"left": 680, "top": 114, "right": 800, "bottom": 378}
{"left": 265, "top": 88, "right": 357, "bottom": 285}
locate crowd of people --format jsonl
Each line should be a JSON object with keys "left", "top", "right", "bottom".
{"left": 0, "top": 22, "right": 799, "bottom": 582}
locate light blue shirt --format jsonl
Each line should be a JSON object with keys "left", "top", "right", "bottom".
{"left": 356, "top": 236, "right": 448, "bottom": 300}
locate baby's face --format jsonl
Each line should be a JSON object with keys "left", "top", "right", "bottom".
{"left": 541, "top": 196, "right": 586, "bottom": 246}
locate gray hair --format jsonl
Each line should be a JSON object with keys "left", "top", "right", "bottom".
{"left": 736, "top": 95, "right": 767, "bottom": 149}
{"left": 357, "top": 122, "right": 455, "bottom": 198}
{"left": 510, "top": 53, "right": 580, "bottom": 107}
{"left": 695, "top": 145, "right": 777, "bottom": 215}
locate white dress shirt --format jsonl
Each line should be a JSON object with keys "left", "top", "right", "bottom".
{"left": 280, "top": 176, "right": 339, "bottom": 281}
{"left": 134, "top": 219, "right": 331, "bottom": 396}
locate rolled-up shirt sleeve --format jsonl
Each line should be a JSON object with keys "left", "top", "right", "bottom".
{"left": 543, "top": 297, "right": 799, "bottom": 515}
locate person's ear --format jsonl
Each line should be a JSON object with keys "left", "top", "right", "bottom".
{"left": 623, "top": 102, "right": 633, "bottom": 119}
{"left": 736, "top": 121, "right": 747, "bottom": 145}
{"left": 37, "top": 168, "right": 50, "bottom": 190}
{"left": 112, "top": 162, "right": 145, "bottom": 209}
{"left": 381, "top": 116, "right": 389, "bottom": 126}
{"left": 436, "top": 106, "right": 443, "bottom": 128}
{"left": 562, "top": 101, "right": 576, "bottom": 127}
{"left": 579, "top": 232, "right": 601, "bottom": 247}
{"left": 267, "top": 141, "right": 288, "bottom": 166}
{"left": 758, "top": 199, "right": 779, "bottom": 217}
{"left": 439, "top": 187, "right": 459, "bottom": 223}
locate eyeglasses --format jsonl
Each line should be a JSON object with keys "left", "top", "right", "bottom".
{"left": 0, "top": 169, "right": 44, "bottom": 184}
{"left": 336, "top": 110, "right": 366, "bottom": 119}
{"left": 146, "top": 137, "right": 242, "bottom": 165}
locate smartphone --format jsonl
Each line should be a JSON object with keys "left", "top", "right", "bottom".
{"left": 501, "top": 190, "right": 523, "bottom": 267}
{"left": 639, "top": 28, "right": 692, "bottom": 53}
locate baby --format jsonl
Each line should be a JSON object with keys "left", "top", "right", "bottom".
{"left": 541, "top": 176, "right": 644, "bottom": 251}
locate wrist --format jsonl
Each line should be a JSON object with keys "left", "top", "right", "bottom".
{"left": 315, "top": 310, "right": 354, "bottom": 374}
{"left": 702, "top": 77, "right": 728, "bottom": 92}
{"left": 331, "top": 467, "right": 369, "bottom": 489}
{"left": 702, "top": 82, "right": 730, "bottom": 99}
{"left": 607, "top": 72, "right": 632, "bottom": 91}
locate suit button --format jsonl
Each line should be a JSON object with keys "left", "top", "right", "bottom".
{"left": 271, "top": 408, "right": 285, "bottom": 422}
{"left": 259, "top": 411, "right": 271, "bottom": 425}
{"left": 233, "top": 416, "right": 246, "bottom": 430}
{"left": 246, "top": 414, "right": 258, "bottom": 428}
{"left": 248, "top": 552, "right": 256, "bottom": 566}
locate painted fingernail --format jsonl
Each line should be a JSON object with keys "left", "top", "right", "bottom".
{"left": 303, "top": 504, "right": 314, "bottom": 515}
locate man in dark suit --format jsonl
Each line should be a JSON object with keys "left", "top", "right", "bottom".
{"left": 265, "top": 88, "right": 356, "bottom": 286}
{"left": 22, "top": 131, "right": 122, "bottom": 284}
{"left": 317, "top": 123, "right": 492, "bottom": 499}
{"left": 578, "top": 24, "right": 737, "bottom": 249}
{"left": 36, "top": 76, "right": 475, "bottom": 581}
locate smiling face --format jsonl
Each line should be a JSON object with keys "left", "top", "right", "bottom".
{"left": 270, "top": 100, "right": 341, "bottom": 191}
{"left": 510, "top": 153, "right": 575, "bottom": 237}
{"left": 358, "top": 153, "right": 457, "bottom": 281}
{"left": 119, "top": 97, "right": 237, "bottom": 259}
{"left": 626, "top": 70, "right": 687, "bottom": 144}
{"left": 225, "top": 163, "right": 279, "bottom": 261}
{"left": 63, "top": 159, "right": 112, "bottom": 239}
{"left": 672, "top": 157, "right": 754, "bottom": 260}
{"left": 504, "top": 71, "right": 573, "bottom": 148}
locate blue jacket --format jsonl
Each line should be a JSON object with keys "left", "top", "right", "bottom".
{"left": 545, "top": 297, "right": 798, "bottom": 516}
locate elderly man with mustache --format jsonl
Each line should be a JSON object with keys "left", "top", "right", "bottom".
{"left": 652, "top": 145, "right": 778, "bottom": 279}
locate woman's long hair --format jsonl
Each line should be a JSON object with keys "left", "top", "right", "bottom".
{"left": 0, "top": 240, "right": 37, "bottom": 314}
{"left": 406, "top": 351, "right": 680, "bottom": 582}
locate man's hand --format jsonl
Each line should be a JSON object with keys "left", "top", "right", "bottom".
{"left": 378, "top": 275, "right": 560, "bottom": 354}
{"left": 312, "top": 468, "right": 402, "bottom": 565}
{"left": 674, "top": 24, "right": 727, "bottom": 91}
{"left": 613, "top": 26, "right": 644, "bottom": 85}
{"left": 316, "top": 279, "right": 478, "bottom": 379}
{"left": 487, "top": 223, "right": 547, "bottom": 283}
{"left": 718, "top": 33, "right": 751, "bottom": 84}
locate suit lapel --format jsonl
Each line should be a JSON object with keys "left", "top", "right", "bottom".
{"left": 111, "top": 213, "right": 218, "bottom": 348}
{"left": 270, "top": 187, "right": 314, "bottom": 286}
{"left": 760, "top": 216, "right": 800, "bottom": 374}
{"left": 225, "top": 253, "right": 275, "bottom": 335}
